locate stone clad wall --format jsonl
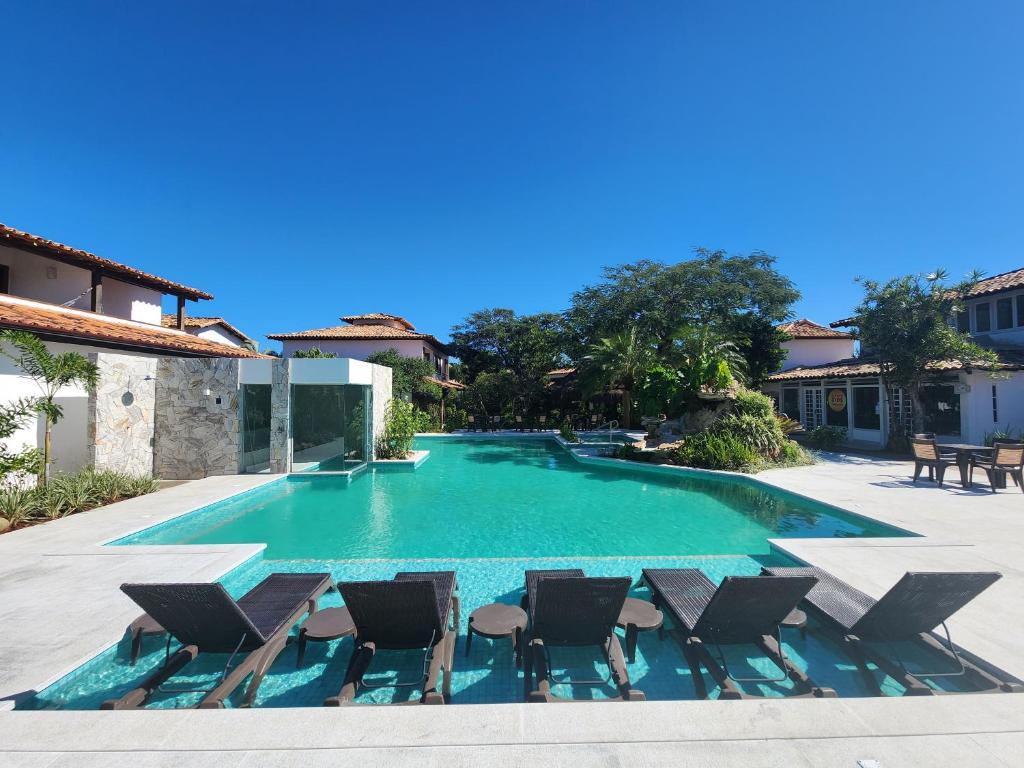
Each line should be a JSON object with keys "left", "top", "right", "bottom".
{"left": 87, "top": 353, "right": 157, "bottom": 476}
{"left": 269, "top": 359, "right": 291, "bottom": 473}
{"left": 370, "top": 363, "right": 392, "bottom": 459}
{"left": 153, "top": 358, "right": 241, "bottom": 480}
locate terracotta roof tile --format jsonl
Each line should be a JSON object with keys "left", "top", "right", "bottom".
{"left": 160, "top": 314, "right": 252, "bottom": 342}
{"left": 777, "top": 318, "right": 853, "bottom": 339}
{"left": 766, "top": 351, "right": 1024, "bottom": 382}
{"left": 340, "top": 312, "right": 415, "bottom": 330}
{"left": 964, "top": 267, "right": 1024, "bottom": 298}
{"left": 267, "top": 323, "right": 447, "bottom": 351}
{"left": 1, "top": 222, "right": 213, "bottom": 301}
{"left": 0, "top": 296, "right": 264, "bottom": 358}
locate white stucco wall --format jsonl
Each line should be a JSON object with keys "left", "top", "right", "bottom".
{"left": 0, "top": 243, "right": 163, "bottom": 324}
{"left": 779, "top": 338, "right": 856, "bottom": 370}
{"left": 195, "top": 325, "right": 244, "bottom": 347}
{"left": 0, "top": 342, "right": 162, "bottom": 476}
{"left": 961, "top": 371, "right": 1024, "bottom": 444}
{"left": 280, "top": 337, "right": 443, "bottom": 362}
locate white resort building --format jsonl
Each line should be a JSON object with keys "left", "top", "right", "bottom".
{"left": 0, "top": 223, "right": 391, "bottom": 479}
{"left": 762, "top": 271, "right": 1024, "bottom": 448}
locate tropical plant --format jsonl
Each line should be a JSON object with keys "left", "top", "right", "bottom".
{"left": 376, "top": 400, "right": 417, "bottom": 459}
{"left": 850, "top": 270, "right": 999, "bottom": 446}
{"left": 712, "top": 413, "right": 786, "bottom": 459}
{"left": 291, "top": 347, "right": 337, "bottom": 358}
{"left": 559, "top": 423, "right": 579, "bottom": 443}
{"left": 0, "top": 330, "right": 99, "bottom": 486}
{"left": 776, "top": 414, "right": 802, "bottom": 436}
{"left": 673, "top": 431, "right": 758, "bottom": 471}
{"left": 669, "top": 327, "right": 745, "bottom": 394}
{"left": 805, "top": 425, "right": 847, "bottom": 451}
{"left": 0, "top": 486, "right": 38, "bottom": 527}
{"left": 0, "top": 396, "right": 42, "bottom": 482}
{"left": 578, "top": 326, "right": 654, "bottom": 428}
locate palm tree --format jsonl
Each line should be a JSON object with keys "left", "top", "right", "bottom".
{"left": 579, "top": 327, "right": 654, "bottom": 428}
{"left": 669, "top": 327, "right": 748, "bottom": 394}
{"left": 0, "top": 330, "right": 99, "bottom": 486}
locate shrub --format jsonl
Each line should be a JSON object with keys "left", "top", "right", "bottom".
{"left": 412, "top": 407, "right": 437, "bottom": 433}
{"left": 777, "top": 439, "right": 813, "bottom": 466}
{"left": 559, "top": 423, "right": 579, "bottom": 443}
{"left": 776, "top": 414, "right": 802, "bottom": 436}
{"left": 0, "top": 486, "right": 38, "bottom": 527}
{"left": 711, "top": 413, "right": 786, "bottom": 460}
{"left": 376, "top": 400, "right": 417, "bottom": 459}
{"left": 731, "top": 388, "right": 776, "bottom": 421}
{"left": 673, "top": 431, "right": 759, "bottom": 471}
{"left": 805, "top": 425, "right": 847, "bottom": 451}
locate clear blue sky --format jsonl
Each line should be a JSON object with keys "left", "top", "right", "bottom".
{"left": 2, "top": 2, "right": 1022, "bottom": 350}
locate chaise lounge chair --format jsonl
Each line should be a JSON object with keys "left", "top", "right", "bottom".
{"left": 523, "top": 575, "right": 644, "bottom": 702}
{"left": 762, "top": 566, "right": 1021, "bottom": 695}
{"left": 102, "top": 572, "right": 333, "bottom": 709}
{"left": 641, "top": 568, "right": 835, "bottom": 700}
{"left": 325, "top": 571, "right": 459, "bottom": 705}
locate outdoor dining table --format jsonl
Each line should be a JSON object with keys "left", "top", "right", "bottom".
{"left": 939, "top": 444, "right": 1000, "bottom": 488}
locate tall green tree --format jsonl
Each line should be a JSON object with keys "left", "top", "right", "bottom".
{"left": 365, "top": 348, "right": 441, "bottom": 401}
{"left": 851, "top": 270, "right": 999, "bottom": 445}
{"left": 450, "top": 309, "right": 567, "bottom": 383}
{"left": 578, "top": 326, "right": 655, "bottom": 428}
{"left": 725, "top": 313, "right": 790, "bottom": 387}
{"left": 565, "top": 249, "right": 799, "bottom": 356}
{"left": 0, "top": 330, "right": 99, "bottom": 486}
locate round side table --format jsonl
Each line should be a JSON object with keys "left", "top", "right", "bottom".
{"left": 616, "top": 597, "right": 663, "bottom": 663}
{"left": 127, "top": 613, "right": 166, "bottom": 665}
{"left": 466, "top": 603, "right": 528, "bottom": 667}
{"left": 781, "top": 607, "right": 808, "bottom": 640}
{"left": 297, "top": 606, "right": 355, "bottom": 667}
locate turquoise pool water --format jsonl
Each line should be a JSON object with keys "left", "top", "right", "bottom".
{"left": 114, "top": 438, "right": 906, "bottom": 559}
{"left": 22, "top": 438, "right": 938, "bottom": 710}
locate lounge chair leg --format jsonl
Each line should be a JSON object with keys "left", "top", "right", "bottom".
{"left": 129, "top": 629, "right": 144, "bottom": 666}
{"left": 237, "top": 637, "right": 290, "bottom": 708}
{"left": 325, "top": 641, "right": 376, "bottom": 706}
{"left": 101, "top": 645, "right": 199, "bottom": 710}
{"left": 607, "top": 635, "right": 644, "bottom": 701}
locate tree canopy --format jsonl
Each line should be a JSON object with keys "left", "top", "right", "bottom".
{"left": 449, "top": 309, "right": 567, "bottom": 383}
{"left": 365, "top": 348, "right": 441, "bottom": 401}
{"left": 564, "top": 249, "right": 799, "bottom": 355}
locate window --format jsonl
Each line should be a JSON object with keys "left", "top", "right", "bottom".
{"left": 781, "top": 388, "right": 800, "bottom": 422}
{"left": 955, "top": 310, "right": 970, "bottom": 333}
{"left": 0, "top": 264, "right": 8, "bottom": 294}
{"left": 825, "top": 386, "right": 849, "bottom": 427}
{"left": 1017, "top": 295, "right": 1024, "bottom": 327}
{"left": 996, "top": 298, "right": 1013, "bottom": 330}
{"left": 852, "top": 386, "right": 881, "bottom": 430}
{"left": 975, "top": 302, "right": 991, "bottom": 332}
{"left": 920, "top": 384, "right": 960, "bottom": 436}
{"left": 423, "top": 348, "right": 431, "bottom": 362}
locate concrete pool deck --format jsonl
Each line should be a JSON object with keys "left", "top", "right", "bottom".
{"left": 0, "top": 452, "right": 1022, "bottom": 766}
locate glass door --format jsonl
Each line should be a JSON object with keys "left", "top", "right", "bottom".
{"left": 240, "top": 384, "right": 271, "bottom": 473}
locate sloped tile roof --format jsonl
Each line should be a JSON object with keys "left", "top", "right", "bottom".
{"left": 267, "top": 323, "right": 447, "bottom": 352}
{"left": 1, "top": 223, "right": 213, "bottom": 300}
{"left": 340, "top": 312, "right": 415, "bottom": 330}
{"left": 964, "top": 267, "right": 1024, "bottom": 298}
{"left": 0, "top": 295, "right": 264, "bottom": 358}
{"left": 160, "top": 314, "right": 252, "bottom": 343}
{"left": 765, "top": 350, "right": 1024, "bottom": 382}
{"left": 777, "top": 318, "right": 853, "bottom": 339}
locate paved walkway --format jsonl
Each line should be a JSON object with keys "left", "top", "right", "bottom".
{"left": 0, "top": 455, "right": 1023, "bottom": 767}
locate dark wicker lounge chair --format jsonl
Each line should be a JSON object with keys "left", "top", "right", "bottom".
{"left": 910, "top": 437, "right": 956, "bottom": 486}
{"left": 763, "top": 566, "right": 1021, "bottom": 695}
{"left": 970, "top": 442, "right": 1024, "bottom": 493}
{"left": 102, "top": 572, "right": 332, "bottom": 709}
{"left": 521, "top": 568, "right": 584, "bottom": 611}
{"left": 524, "top": 575, "right": 644, "bottom": 702}
{"left": 641, "top": 568, "right": 834, "bottom": 700}
{"left": 325, "top": 570, "right": 459, "bottom": 705}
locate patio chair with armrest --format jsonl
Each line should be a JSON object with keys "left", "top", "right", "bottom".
{"left": 970, "top": 442, "right": 1024, "bottom": 494}
{"left": 910, "top": 437, "right": 956, "bottom": 486}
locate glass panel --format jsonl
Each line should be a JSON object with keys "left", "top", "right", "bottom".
{"left": 825, "top": 386, "right": 849, "bottom": 427}
{"left": 291, "top": 384, "right": 370, "bottom": 472}
{"left": 781, "top": 388, "right": 800, "bottom": 422}
{"left": 996, "top": 298, "right": 1013, "bottom": 330}
{"left": 920, "top": 384, "right": 960, "bottom": 436}
{"left": 956, "top": 310, "right": 969, "bottom": 333}
{"left": 240, "top": 384, "right": 271, "bottom": 473}
{"left": 1017, "top": 295, "right": 1024, "bottom": 327}
{"left": 852, "top": 386, "right": 880, "bottom": 430}
{"left": 975, "top": 302, "right": 990, "bottom": 332}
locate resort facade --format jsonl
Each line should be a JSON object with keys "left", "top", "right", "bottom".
{"left": 762, "top": 271, "right": 1024, "bottom": 448}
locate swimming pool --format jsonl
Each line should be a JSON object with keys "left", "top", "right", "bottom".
{"left": 114, "top": 438, "right": 905, "bottom": 559}
{"left": 23, "top": 437, "right": 930, "bottom": 710}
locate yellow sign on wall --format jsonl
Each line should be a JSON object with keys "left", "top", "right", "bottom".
{"left": 827, "top": 388, "right": 847, "bottom": 412}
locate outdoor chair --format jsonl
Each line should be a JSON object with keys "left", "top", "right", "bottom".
{"left": 641, "top": 568, "right": 834, "bottom": 700}
{"left": 537, "top": 414, "right": 548, "bottom": 431}
{"left": 515, "top": 414, "right": 525, "bottom": 431}
{"left": 910, "top": 437, "right": 956, "bottom": 486}
{"left": 523, "top": 575, "right": 644, "bottom": 702}
{"left": 763, "top": 566, "right": 1021, "bottom": 695}
{"left": 102, "top": 572, "right": 333, "bottom": 709}
{"left": 970, "top": 442, "right": 1024, "bottom": 494}
{"left": 325, "top": 571, "right": 459, "bottom": 705}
